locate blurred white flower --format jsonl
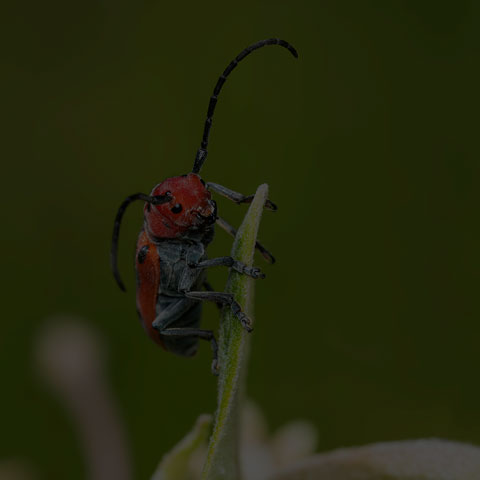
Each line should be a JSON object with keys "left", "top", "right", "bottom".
{"left": 35, "top": 316, "right": 132, "bottom": 480}
{"left": 241, "top": 401, "right": 318, "bottom": 480}
{"left": 270, "top": 439, "right": 480, "bottom": 480}
{"left": 0, "top": 459, "right": 36, "bottom": 480}
{"left": 151, "top": 400, "right": 318, "bottom": 480}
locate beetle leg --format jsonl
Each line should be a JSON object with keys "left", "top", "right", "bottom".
{"left": 203, "top": 281, "right": 223, "bottom": 310}
{"left": 190, "top": 257, "right": 265, "bottom": 279}
{"left": 160, "top": 328, "right": 219, "bottom": 375}
{"left": 152, "top": 298, "right": 197, "bottom": 331}
{"left": 207, "top": 182, "right": 277, "bottom": 211}
{"left": 184, "top": 291, "right": 253, "bottom": 332}
{"left": 178, "top": 264, "right": 202, "bottom": 293}
{"left": 216, "top": 216, "right": 275, "bottom": 264}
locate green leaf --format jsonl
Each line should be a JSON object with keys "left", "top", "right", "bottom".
{"left": 270, "top": 439, "right": 480, "bottom": 480}
{"left": 151, "top": 414, "right": 212, "bottom": 480}
{"left": 202, "top": 184, "right": 270, "bottom": 480}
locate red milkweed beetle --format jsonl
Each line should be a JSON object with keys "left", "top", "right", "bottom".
{"left": 111, "top": 38, "right": 298, "bottom": 374}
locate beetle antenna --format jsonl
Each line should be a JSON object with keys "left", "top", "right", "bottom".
{"left": 192, "top": 38, "right": 298, "bottom": 174}
{"left": 111, "top": 193, "right": 171, "bottom": 291}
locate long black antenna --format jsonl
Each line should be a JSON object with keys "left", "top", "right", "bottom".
{"left": 192, "top": 38, "right": 298, "bottom": 174}
{"left": 111, "top": 193, "right": 171, "bottom": 291}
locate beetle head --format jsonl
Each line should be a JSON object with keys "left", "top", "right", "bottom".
{"left": 144, "top": 173, "right": 216, "bottom": 239}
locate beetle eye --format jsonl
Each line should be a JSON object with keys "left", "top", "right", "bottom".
{"left": 171, "top": 203, "right": 183, "bottom": 214}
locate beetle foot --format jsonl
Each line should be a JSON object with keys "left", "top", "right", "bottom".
{"left": 246, "top": 266, "right": 266, "bottom": 279}
{"left": 239, "top": 313, "right": 253, "bottom": 333}
{"left": 265, "top": 199, "right": 278, "bottom": 211}
{"left": 211, "top": 358, "right": 220, "bottom": 376}
{"left": 233, "top": 262, "right": 265, "bottom": 279}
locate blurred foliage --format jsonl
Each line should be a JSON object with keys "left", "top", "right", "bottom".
{"left": 2, "top": 1, "right": 479, "bottom": 479}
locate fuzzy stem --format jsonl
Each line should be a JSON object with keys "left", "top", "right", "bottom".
{"left": 202, "top": 184, "right": 269, "bottom": 480}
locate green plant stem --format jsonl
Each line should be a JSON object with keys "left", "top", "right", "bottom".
{"left": 202, "top": 184, "right": 269, "bottom": 480}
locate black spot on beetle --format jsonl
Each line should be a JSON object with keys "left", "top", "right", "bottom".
{"left": 137, "top": 245, "right": 149, "bottom": 264}
{"left": 171, "top": 204, "right": 183, "bottom": 214}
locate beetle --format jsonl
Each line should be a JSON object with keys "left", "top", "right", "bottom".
{"left": 111, "top": 38, "right": 297, "bottom": 374}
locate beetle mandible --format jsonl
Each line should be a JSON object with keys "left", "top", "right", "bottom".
{"left": 111, "top": 38, "right": 298, "bottom": 374}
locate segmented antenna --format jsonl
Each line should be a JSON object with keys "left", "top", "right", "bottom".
{"left": 192, "top": 38, "right": 298, "bottom": 174}
{"left": 111, "top": 193, "right": 171, "bottom": 291}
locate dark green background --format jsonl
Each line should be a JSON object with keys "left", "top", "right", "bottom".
{"left": 2, "top": 1, "right": 479, "bottom": 478}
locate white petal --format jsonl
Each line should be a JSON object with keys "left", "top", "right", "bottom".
{"left": 270, "top": 439, "right": 480, "bottom": 480}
